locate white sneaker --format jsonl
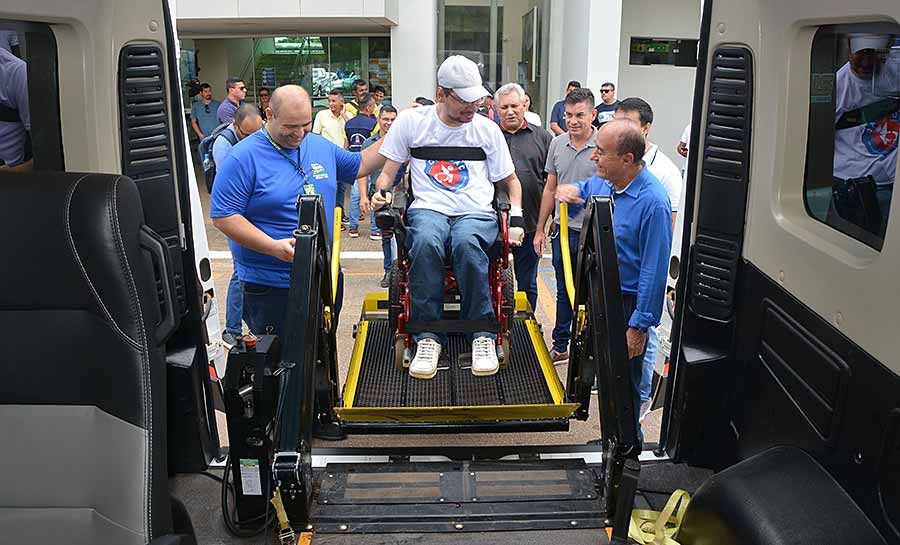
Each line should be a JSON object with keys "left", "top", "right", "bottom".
{"left": 471, "top": 336, "right": 499, "bottom": 376}
{"left": 409, "top": 338, "right": 441, "bottom": 379}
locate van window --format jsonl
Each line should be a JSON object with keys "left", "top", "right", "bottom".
{"left": 804, "top": 23, "right": 900, "bottom": 250}
{"left": 0, "top": 21, "right": 62, "bottom": 173}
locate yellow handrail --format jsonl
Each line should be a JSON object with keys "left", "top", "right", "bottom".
{"left": 559, "top": 202, "right": 576, "bottom": 310}
{"left": 331, "top": 206, "right": 342, "bottom": 305}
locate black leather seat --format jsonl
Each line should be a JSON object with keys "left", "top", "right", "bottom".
{"left": 678, "top": 446, "right": 887, "bottom": 545}
{"left": 0, "top": 172, "right": 192, "bottom": 544}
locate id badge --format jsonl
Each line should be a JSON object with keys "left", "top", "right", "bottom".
{"left": 303, "top": 183, "right": 316, "bottom": 196}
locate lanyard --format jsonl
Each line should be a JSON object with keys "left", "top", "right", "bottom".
{"left": 263, "top": 125, "right": 317, "bottom": 196}
{"left": 647, "top": 146, "right": 659, "bottom": 166}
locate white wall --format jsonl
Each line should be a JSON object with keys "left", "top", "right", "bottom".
{"left": 545, "top": 0, "right": 622, "bottom": 119}
{"left": 389, "top": 0, "right": 438, "bottom": 108}
{"left": 617, "top": 0, "right": 700, "bottom": 166}
{"left": 195, "top": 39, "right": 229, "bottom": 102}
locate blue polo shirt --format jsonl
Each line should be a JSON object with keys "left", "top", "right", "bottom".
{"left": 190, "top": 99, "right": 221, "bottom": 137}
{"left": 210, "top": 130, "right": 361, "bottom": 288}
{"left": 550, "top": 99, "right": 567, "bottom": 131}
{"left": 569, "top": 165, "right": 672, "bottom": 330}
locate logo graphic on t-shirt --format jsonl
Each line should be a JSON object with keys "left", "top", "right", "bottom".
{"left": 861, "top": 113, "right": 900, "bottom": 156}
{"left": 311, "top": 163, "right": 328, "bottom": 180}
{"left": 424, "top": 160, "right": 470, "bottom": 192}
{"left": 349, "top": 134, "right": 367, "bottom": 152}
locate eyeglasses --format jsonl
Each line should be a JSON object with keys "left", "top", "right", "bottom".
{"left": 204, "top": 104, "right": 210, "bottom": 113}
{"left": 259, "top": 94, "right": 269, "bottom": 98}
{"left": 600, "top": 89, "right": 613, "bottom": 94}
{"left": 443, "top": 88, "right": 484, "bottom": 108}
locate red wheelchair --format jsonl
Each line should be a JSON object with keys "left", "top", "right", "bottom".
{"left": 374, "top": 188, "right": 516, "bottom": 370}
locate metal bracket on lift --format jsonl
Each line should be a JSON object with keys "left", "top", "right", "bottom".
{"left": 272, "top": 452, "right": 303, "bottom": 500}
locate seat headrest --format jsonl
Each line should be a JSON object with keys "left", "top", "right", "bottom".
{"left": 0, "top": 172, "right": 152, "bottom": 346}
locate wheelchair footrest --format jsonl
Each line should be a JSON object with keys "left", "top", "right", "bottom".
{"left": 405, "top": 319, "right": 502, "bottom": 335}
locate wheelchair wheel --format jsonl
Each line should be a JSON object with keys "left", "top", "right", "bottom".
{"left": 388, "top": 260, "right": 401, "bottom": 334}
{"left": 501, "top": 265, "right": 515, "bottom": 323}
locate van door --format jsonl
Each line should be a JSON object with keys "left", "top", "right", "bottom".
{"left": 666, "top": 0, "right": 900, "bottom": 541}
{"left": 0, "top": 0, "right": 220, "bottom": 470}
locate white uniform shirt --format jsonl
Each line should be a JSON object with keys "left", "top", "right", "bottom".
{"left": 833, "top": 62, "right": 900, "bottom": 186}
{"left": 644, "top": 144, "right": 683, "bottom": 212}
{"left": 379, "top": 105, "right": 515, "bottom": 217}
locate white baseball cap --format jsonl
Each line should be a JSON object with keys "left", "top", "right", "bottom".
{"left": 849, "top": 33, "right": 891, "bottom": 53}
{"left": 437, "top": 55, "right": 490, "bottom": 103}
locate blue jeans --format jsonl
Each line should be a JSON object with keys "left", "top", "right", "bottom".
{"left": 876, "top": 184, "right": 893, "bottom": 228}
{"left": 349, "top": 182, "right": 361, "bottom": 229}
{"left": 550, "top": 226, "right": 580, "bottom": 353}
{"left": 511, "top": 231, "right": 540, "bottom": 310}
{"left": 243, "top": 272, "right": 344, "bottom": 337}
{"left": 335, "top": 184, "right": 347, "bottom": 219}
{"left": 639, "top": 326, "right": 659, "bottom": 402}
{"left": 622, "top": 293, "right": 646, "bottom": 446}
{"left": 406, "top": 209, "right": 498, "bottom": 346}
{"left": 382, "top": 236, "right": 395, "bottom": 272}
{"left": 224, "top": 270, "right": 244, "bottom": 334}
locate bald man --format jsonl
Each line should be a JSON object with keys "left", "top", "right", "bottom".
{"left": 211, "top": 85, "right": 387, "bottom": 337}
{"left": 556, "top": 119, "right": 672, "bottom": 444}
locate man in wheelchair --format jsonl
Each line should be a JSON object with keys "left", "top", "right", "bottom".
{"left": 371, "top": 55, "right": 525, "bottom": 379}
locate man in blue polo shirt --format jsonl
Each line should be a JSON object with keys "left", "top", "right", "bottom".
{"left": 211, "top": 84, "right": 387, "bottom": 336}
{"left": 556, "top": 119, "right": 672, "bottom": 443}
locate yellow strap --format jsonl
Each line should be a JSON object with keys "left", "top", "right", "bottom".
{"left": 628, "top": 489, "right": 691, "bottom": 545}
{"left": 558, "top": 202, "right": 576, "bottom": 310}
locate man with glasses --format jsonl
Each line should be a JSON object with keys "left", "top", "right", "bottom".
{"left": 556, "top": 119, "right": 672, "bottom": 444}
{"left": 190, "top": 82, "right": 220, "bottom": 140}
{"left": 257, "top": 87, "right": 270, "bottom": 121}
{"left": 216, "top": 77, "right": 247, "bottom": 124}
{"left": 210, "top": 103, "right": 264, "bottom": 346}
{"left": 593, "top": 82, "right": 619, "bottom": 129}
{"left": 371, "top": 55, "right": 526, "bottom": 380}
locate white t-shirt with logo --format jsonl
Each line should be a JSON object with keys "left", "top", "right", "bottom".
{"left": 644, "top": 144, "right": 682, "bottom": 212}
{"left": 833, "top": 62, "right": 900, "bottom": 186}
{"left": 379, "top": 105, "right": 515, "bottom": 217}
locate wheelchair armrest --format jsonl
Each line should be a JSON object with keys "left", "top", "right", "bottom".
{"left": 493, "top": 187, "right": 511, "bottom": 212}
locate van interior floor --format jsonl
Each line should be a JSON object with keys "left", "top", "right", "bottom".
{"left": 170, "top": 460, "right": 713, "bottom": 544}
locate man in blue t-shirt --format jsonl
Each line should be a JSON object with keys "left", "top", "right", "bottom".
{"left": 344, "top": 92, "right": 379, "bottom": 237}
{"left": 210, "top": 85, "right": 387, "bottom": 337}
{"left": 555, "top": 119, "right": 672, "bottom": 445}
{"left": 189, "top": 83, "right": 221, "bottom": 140}
{"left": 549, "top": 80, "right": 581, "bottom": 135}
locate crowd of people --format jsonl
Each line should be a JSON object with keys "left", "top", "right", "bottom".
{"left": 199, "top": 55, "right": 692, "bottom": 438}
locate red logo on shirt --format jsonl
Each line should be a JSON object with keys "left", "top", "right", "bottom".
{"left": 862, "top": 113, "right": 900, "bottom": 155}
{"left": 428, "top": 161, "right": 462, "bottom": 189}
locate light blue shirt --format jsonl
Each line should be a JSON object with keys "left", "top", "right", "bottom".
{"left": 211, "top": 130, "right": 362, "bottom": 288}
{"left": 190, "top": 99, "right": 221, "bottom": 137}
{"left": 570, "top": 165, "right": 672, "bottom": 329}
{"left": 211, "top": 126, "right": 237, "bottom": 165}
{"left": 0, "top": 47, "right": 29, "bottom": 166}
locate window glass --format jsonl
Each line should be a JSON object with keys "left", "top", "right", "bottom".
{"left": 0, "top": 22, "right": 61, "bottom": 172}
{"left": 804, "top": 24, "right": 900, "bottom": 250}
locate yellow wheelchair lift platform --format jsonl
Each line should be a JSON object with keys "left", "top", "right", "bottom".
{"left": 336, "top": 291, "right": 579, "bottom": 429}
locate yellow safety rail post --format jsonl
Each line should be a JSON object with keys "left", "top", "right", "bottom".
{"left": 558, "top": 202, "right": 577, "bottom": 310}
{"left": 323, "top": 206, "right": 342, "bottom": 332}
{"left": 331, "top": 206, "right": 342, "bottom": 304}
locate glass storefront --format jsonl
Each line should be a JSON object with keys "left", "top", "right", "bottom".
{"left": 179, "top": 36, "right": 391, "bottom": 113}
{"left": 438, "top": 0, "right": 550, "bottom": 120}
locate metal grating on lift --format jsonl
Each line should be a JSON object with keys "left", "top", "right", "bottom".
{"left": 353, "top": 319, "right": 554, "bottom": 408}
